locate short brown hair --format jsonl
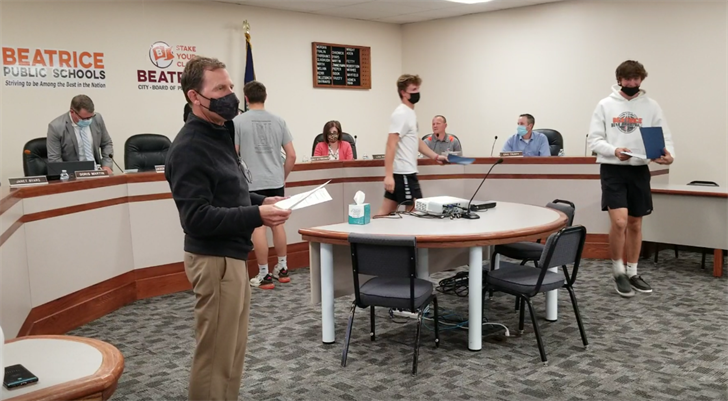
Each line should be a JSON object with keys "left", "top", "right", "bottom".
{"left": 397, "top": 74, "right": 422, "bottom": 99}
{"left": 181, "top": 56, "right": 226, "bottom": 103}
{"left": 519, "top": 113, "right": 535, "bottom": 127}
{"left": 244, "top": 81, "right": 267, "bottom": 104}
{"left": 616, "top": 60, "right": 648, "bottom": 82}
{"left": 323, "top": 120, "right": 342, "bottom": 141}
{"left": 70, "top": 95, "right": 94, "bottom": 113}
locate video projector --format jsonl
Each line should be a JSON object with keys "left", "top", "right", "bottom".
{"left": 414, "top": 196, "right": 496, "bottom": 216}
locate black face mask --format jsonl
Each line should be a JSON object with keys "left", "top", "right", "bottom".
{"left": 198, "top": 92, "right": 240, "bottom": 121}
{"left": 621, "top": 86, "right": 640, "bottom": 97}
{"left": 408, "top": 92, "right": 420, "bottom": 104}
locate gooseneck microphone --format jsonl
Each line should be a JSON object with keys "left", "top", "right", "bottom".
{"left": 490, "top": 135, "right": 498, "bottom": 157}
{"left": 584, "top": 134, "right": 588, "bottom": 157}
{"left": 463, "top": 158, "right": 504, "bottom": 220}
{"left": 108, "top": 154, "right": 124, "bottom": 173}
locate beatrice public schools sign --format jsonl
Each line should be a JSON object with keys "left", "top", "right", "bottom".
{"left": 2, "top": 46, "right": 107, "bottom": 89}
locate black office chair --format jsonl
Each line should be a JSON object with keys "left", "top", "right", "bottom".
{"left": 183, "top": 103, "right": 191, "bottom": 122}
{"left": 342, "top": 233, "right": 439, "bottom": 375}
{"left": 488, "top": 199, "right": 575, "bottom": 310}
{"left": 657, "top": 181, "right": 720, "bottom": 269}
{"left": 23, "top": 138, "right": 49, "bottom": 177}
{"left": 485, "top": 226, "right": 589, "bottom": 364}
{"left": 536, "top": 129, "right": 564, "bottom": 156}
{"left": 492, "top": 200, "right": 576, "bottom": 268}
{"left": 124, "top": 134, "right": 172, "bottom": 172}
{"left": 311, "top": 133, "right": 357, "bottom": 159}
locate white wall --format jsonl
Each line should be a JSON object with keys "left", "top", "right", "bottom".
{"left": 0, "top": 1, "right": 402, "bottom": 181}
{"left": 402, "top": 1, "right": 728, "bottom": 186}
{"left": 2, "top": 1, "right": 726, "bottom": 186}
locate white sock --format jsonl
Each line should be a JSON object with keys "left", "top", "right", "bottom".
{"left": 612, "top": 260, "right": 625, "bottom": 278}
{"left": 626, "top": 262, "right": 638, "bottom": 278}
{"left": 258, "top": 264, "right": 269, "bottom": 276}
{"left": 277, "top": 256, "right": 287, "bottom": 269}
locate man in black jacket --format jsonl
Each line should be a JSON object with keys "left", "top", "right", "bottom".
{"left": 166, "top": 56, "right": 291, "bottom": 401}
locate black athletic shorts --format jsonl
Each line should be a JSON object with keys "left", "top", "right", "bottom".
{"left": 600, "top": 164, "right": 653, "bottom": 217}
{"left": 384, "top": 173, "right": 423, "bottom": 205}
{"left": 251, "top": 187, "right": 285, "bottom": 198}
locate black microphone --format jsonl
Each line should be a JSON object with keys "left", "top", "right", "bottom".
{"left": 490, "top": 135, "right": 498, "bottom": 157}
{"left": 354, "top": 135, "right": 358, "bottom": 144}
{"left": 584, "top": 134, "right": 588, "bottom": 157}
{"left": 108, "top": 154, "right": 124, "bottom": 173}
{"left": 463, "top": 158, "right": 503, "bottom": 219}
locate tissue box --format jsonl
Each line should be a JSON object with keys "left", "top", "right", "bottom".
{"left": 348, "top": 203, "right": 371, "bottom": 225}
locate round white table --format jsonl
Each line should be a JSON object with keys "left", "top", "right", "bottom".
{"left": 2, "top": 335, "right": 124, "bottom": 401}
{"left": 300, "top": 201, "right": 568, "bottom": 351}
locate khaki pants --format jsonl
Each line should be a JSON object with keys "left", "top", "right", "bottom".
{"left": 184, "top": 252, "right": 251, "bottom": 401}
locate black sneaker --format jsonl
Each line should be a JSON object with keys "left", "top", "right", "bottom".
{"left": 614, "top": 274, "right": 635, "bottom": 298}
{"left": 629, "top": 275, "right": 652, "bottom": 293}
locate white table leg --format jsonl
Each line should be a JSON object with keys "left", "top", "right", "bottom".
{"left": 545, "top": 266, "right": 558, "bottom": 322}
{"left": 321, "top": 243, "right": 335, "bottom": 344}
{"left": 468, "top": 246, "right": 483, "bottom": 351}
{"left": 417, "top": 248, "right": 429, "bottom": 280}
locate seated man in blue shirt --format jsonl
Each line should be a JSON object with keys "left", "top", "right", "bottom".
{"left": 502, "top": 114, "right": 551, "bottom": 156}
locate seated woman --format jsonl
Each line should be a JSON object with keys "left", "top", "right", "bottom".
{"left": 314, "top": 120, "right": 354, "bottom": 160}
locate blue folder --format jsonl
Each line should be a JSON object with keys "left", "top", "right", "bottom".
{"left": 638, "top": 127, "right": 666, "bottom": 160}
{"left": 447, "top": 154, "right": 475, "bottom": 165}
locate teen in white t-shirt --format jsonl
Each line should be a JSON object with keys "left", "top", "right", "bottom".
{"left": 378, "top": 74, "right": 447, "bottom": 216}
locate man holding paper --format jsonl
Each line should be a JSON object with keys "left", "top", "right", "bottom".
{"left": 378, "top": 74, "right": 447, "bottom": 216}
{"left": 166, "top": 56, "right": 291, "bottom": 401}
{"left": 588, "top": 60, "right": 675, "bottom": 298}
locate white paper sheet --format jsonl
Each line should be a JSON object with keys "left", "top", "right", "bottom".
{"left": 621, "top": 151, "right": 647, "bottom": 159}
{"left": 274, "top": 180, "right": 332, "bottom": 210}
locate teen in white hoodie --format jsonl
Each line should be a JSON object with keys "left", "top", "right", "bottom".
{"left": 588, "top": 60, "right": 675, "bottom": 298}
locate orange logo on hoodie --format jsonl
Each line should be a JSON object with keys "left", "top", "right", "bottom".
{"left": 611, "top": 112, "right": 642, "bottom": 134}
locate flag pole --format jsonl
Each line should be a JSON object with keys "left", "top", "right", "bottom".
{"left": 243, "top": 20, "right": 254, "bottom": 112}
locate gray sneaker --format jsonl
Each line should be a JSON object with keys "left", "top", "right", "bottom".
{"left": 629, "top": 275, "right": 652, "bottom": 293}
{"left": 614, "top": 274, "right": 635, "bottom": 298}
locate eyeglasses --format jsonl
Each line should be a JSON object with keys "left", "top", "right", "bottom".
{"left": 72, "top": 109, "right": 96, "bottom": 120}
{"left": 238, "top": 157, "right": 253, "bottom": 184}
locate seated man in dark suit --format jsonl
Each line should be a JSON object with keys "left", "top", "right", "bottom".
{"left": 46, "top": 95, "right": 114, "bottom": 173}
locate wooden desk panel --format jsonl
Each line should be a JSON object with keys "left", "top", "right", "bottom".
{"left": 645, "top": 184, "right": 728, "bottom": 277}
{"left": 0, "top": 158, "right": 671, "bottom": 338}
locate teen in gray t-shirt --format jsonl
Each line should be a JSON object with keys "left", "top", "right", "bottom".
{"left": 233, "top": 80, "right": 297, "bottom": 291}
{"left": 234, "top": 109, "right": 293, "bottom": 191}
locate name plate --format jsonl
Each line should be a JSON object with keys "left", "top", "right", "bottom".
{"left": 310, "top": 156, "right": 330, "bottom": 162}
{"left": 500, "top": 151, "right": 523, "bottom": 157}
{"left": 9, "top": 176, "right": 48, "bottom": 188}
{"left": 372, "top": 154, "right": 385, "bottom": 160}
{"left": 155, "top": 165, "right": 165, "bottom": 173}
{"left": 75, "top": 170, "right": 110, "bottom": 179}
